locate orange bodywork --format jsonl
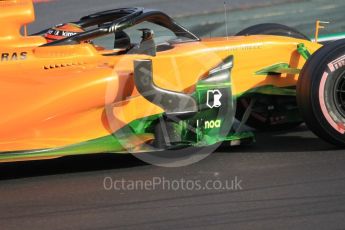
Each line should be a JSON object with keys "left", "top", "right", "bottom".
{"left": 0, "top": 0, "right": 322, "bottom": 160}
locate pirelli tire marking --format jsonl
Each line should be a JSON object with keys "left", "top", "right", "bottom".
{"left": 328, "top": 54, "right": 345, "bottom": 72}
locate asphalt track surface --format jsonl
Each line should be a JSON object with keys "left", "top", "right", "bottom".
{"left": 2, "top": 0, "right": 345, "bottom": 229}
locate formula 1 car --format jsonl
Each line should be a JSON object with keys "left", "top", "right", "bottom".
{"left": 1, "top": 0, "right": 345, "bottom": 162}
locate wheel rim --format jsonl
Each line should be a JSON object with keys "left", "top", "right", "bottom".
{"left": 334, "top": 71, "right": 345, "bottom": 118}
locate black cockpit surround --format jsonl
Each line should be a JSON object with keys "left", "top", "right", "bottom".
{"left": 40, "top": 8, "right": 199, "bottom": 47}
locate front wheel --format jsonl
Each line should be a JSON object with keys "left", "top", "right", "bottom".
{"left": 297, "top": 39, "right": 345, "bottom": 147}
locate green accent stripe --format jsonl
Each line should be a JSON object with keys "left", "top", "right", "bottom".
{"left": 255, "top": 63, "right": 301, "bottom": 75}
{"left": 0, "top": 113, "right": 163, "bottom": 161}
{"left": 235, "top": 85, "right": 296, "bottom": 97}
{"left": 196, "top": 83, "right": 232, "bottom": 90}
{"left": 312, "top": 32, "right": 345, "bottom": 42}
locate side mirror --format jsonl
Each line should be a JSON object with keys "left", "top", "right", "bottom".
{"left": 114, "top": 31, "right": 131, "bottom": 50}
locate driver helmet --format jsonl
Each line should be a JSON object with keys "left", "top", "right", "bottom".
{"left": 44, "top": 23, "right": 84, "bottom": 43}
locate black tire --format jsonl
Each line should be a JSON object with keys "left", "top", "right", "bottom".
{"left": 235, "top": 23, "right": 308, "bottom": 131}
{"left": 297, "top": 39, "right": 345, "bottom": 147}
{"left": 236, "top": 23, "right": 309, "bottom": 40}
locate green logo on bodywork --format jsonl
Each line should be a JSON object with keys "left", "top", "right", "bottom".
{"left": 205, "top": 120, "right": 222, "bottom": 129}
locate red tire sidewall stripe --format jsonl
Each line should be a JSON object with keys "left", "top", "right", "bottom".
{"left": 319, "top": 71, "right": 345, "bottom": 134}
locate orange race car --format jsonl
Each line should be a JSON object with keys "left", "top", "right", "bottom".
{"left": 1, "top": 0, "right": 345, "bottom": 163}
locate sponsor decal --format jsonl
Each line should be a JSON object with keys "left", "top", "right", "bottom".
{"left": 206, "top": 90, "right": 222, "bottom": 109}
{"left": 47, "top": 29, "right": 78, "bottom": 37}
{"left": 205, "top": 120, "right": 222, "bottom": 129}
{"left": 1, "top": 52, "right": 27, "bottom": 62}
{"left": 62, "top": 31, "right": 78, "bottom": 37}
{"left": 328, "top": 55, "right": 345, "bottom": 72}
{"left": 228, "top": 44, "right": 262, "bottom": 52}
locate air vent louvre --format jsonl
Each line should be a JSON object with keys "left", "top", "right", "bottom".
{"left": 43, "top": 62, "right": 85, "bottom": 70}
